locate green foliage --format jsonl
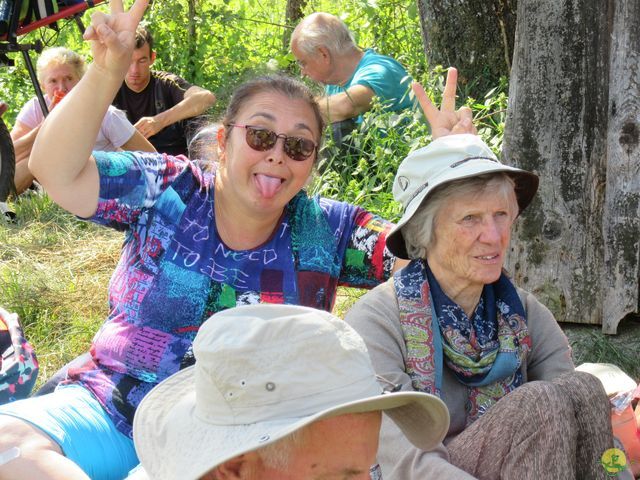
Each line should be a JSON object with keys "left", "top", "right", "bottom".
{"left": 1, "top": 0, "right": 431, "bottom": 124}
{"left": 466, "top": 76, "right": 510, "bottom": 153}
{"left": 310, "top": 102, "right": 427, "bottom": 221}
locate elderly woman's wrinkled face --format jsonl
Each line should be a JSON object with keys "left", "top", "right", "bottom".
{"left": 427, "top": 188, "right": 516, "bottom": 296}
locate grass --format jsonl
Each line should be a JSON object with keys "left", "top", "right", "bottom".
{"left": 563, "top": 320, "right": 640, "bottom": 381}
{"left": 0, "top": 192, "right": 119, "bottom": 385}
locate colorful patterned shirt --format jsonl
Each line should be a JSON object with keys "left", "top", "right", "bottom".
{"left": 66, "top": 151, "right": 395, "bottom": 437}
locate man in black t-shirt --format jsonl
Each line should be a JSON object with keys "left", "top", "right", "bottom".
{"left": 112, "top": 26, "right": 216, "bottom": 156}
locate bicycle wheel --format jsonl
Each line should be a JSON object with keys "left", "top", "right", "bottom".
{"left": 0, "top": 116, "right": 15, "bottom": 202}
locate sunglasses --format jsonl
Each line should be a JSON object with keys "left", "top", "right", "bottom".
{"left": 227, "top": 123, "right": 317, "bottom": 162}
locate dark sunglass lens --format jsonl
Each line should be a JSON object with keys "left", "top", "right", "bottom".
{"left": 247, "top": 127, "right": 276, "bottom": 151}
{"left": 284, "top": 137, "right": 315, "bottom": 161}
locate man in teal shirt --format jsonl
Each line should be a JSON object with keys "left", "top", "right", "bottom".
{"left": 291, "top": 12, "right": 413, "bottom": 143}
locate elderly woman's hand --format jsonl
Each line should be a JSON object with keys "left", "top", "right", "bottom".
{"left": 83, "top": 0, "right": 149, "bottom": 79}
{"left": 413, "top": 68, "right": 477, "bottom": 140}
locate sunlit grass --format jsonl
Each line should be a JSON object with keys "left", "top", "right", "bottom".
{"left": 0, "top": 192, "right": 121, "bottom": 386}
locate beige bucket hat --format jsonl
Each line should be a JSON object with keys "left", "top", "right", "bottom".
{"left": 386, "top": 134, "right": 539, "bottom": 259}
{"left": 133, "top": 304, "right": 449, "bottom": 480}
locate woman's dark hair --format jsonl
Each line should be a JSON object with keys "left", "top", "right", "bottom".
{"left": 221, "top": 75, "right": 325, "bottom": 158}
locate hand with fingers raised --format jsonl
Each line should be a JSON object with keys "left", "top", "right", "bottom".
{"left": 412, "top": 67, "right": 477, "bottom": 140}
{"left": 83, "top": 0, "right": 150, "bottom": 80}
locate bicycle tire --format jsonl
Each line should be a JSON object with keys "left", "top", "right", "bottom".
{"left": 0, "top": 116, "right": 15, "bottom": 202}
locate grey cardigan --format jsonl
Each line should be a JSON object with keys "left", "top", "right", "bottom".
{"left": 345, "top": 279, "right": 574, "bottom": 479}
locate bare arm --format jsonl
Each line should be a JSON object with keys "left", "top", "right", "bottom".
{"left": 317, "top": 84, "right": 375, "bottom": 123}
{"left": 11, "top": 121, "right": 39, "bottom": 163}
{"left": 29, "top": 0, "right": 149, "bottom": 218}
{"left": 14, "top": 161, "right": 35, "bottom": 195}
{"left": 11, "top": 121, "right": 40, "bottom": 194}
{"left": 120, "top": 129, "right": 156, "bottom": 152}
{"left": 134, "top": 85, "right": 216, "bottom": 138}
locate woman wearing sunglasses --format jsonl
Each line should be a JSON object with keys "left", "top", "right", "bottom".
{"left": 0, "top": 1, "right": 474, "bottom": 479}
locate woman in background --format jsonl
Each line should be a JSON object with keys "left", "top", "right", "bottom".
{"left": 10, "top": 46, "right": 154, "bottom": 195}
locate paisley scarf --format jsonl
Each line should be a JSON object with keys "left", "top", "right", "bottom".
{"left": 394, "top": 259, "right": 531, "bottom": 425}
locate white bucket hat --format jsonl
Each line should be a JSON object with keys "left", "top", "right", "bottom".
{"left": 386, "top": 134, "right": 539, "bottom": 259}
{"left": 133, "top": 304, "right": 449, "bottom": 480}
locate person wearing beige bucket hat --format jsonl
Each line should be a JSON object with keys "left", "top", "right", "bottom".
{"left": 130, "top": 304, "right": 449, "bottom": 480}
{"left": 346, "top": 134, "right": 617, "bottom": 479}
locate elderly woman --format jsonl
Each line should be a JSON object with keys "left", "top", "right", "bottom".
{"left": 345, "top": 134, "right": 615, "bottom": 479}
{"left": 10, "top": 46, "right": 154, "bottom": 195}
{"left": 0, "top": 1, "right": 474, "bottom": 479}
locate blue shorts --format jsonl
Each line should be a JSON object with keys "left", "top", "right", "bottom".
{"left": 0, "top": 384, "right": 138, "bottom": 480}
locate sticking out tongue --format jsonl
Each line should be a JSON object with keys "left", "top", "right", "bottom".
{"left": 254, "top": 174, "right": 282, "bottom": 198}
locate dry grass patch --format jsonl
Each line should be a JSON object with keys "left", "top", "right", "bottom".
{"left": 0, "top": 194, "right": 121, "bottom": 384}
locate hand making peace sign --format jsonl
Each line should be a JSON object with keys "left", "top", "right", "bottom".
{"left": 83, "top": 0, "right": 149, "bottom": 79}
{"left": 412, "top": 67, "right": 477, "bottom": 139}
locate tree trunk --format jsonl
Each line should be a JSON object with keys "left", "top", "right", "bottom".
{"left": 504, "top": 0, "right": 640, "bottom": 333}
{"left": 416, "top": 0, "right": 517, "bottom": 97}
{"left": 186, "top": 0, "right": 198, "bottom": 81}
{"left": 602, "top": 0, "right": 640, "bottom": 333}
{"left": 283, "top": 0, "right": 308, "bottom": 49}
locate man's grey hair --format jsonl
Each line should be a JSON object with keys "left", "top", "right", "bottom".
{"left": 205, "top": 429, "right": 306, "bottom": 479}
{"left": 402, "top": 173, "right": 518, "bottom": 260}
{"left": 291, "top": 12, "right": 358, "bottom": 56}
{"left": 256, "top": 428, "right": 307, "bottom": 469}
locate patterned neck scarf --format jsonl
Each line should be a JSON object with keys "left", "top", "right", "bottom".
{"left": 394, "top": 259, "right": 531, "bottom": 425}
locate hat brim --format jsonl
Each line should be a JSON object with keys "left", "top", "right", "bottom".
{"left": 387, "top": 162, "right": 539, "bottom": 259}
{"left": 134, "top": 366, "right": 449, "bottom": 480}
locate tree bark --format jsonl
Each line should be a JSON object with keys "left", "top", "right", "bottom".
{"left": 504, "top": 0, "right": 640, "bottom": 333}
{"left": 602, "top": 0, "right": 640, "bottom": 333}
{"left": 416, "top": 0, "right": 517, "bottom": 98}
{"left": 186, "top": 0, "right": 198, "bottom": 81}
{"left": 283, "top": 0, "right": 308, "bottom": 49}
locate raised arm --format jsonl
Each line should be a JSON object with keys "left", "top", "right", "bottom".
{"left": 29, "top": 0, "right": 149, "bottom": 217}
{"left": 134, "top": 85, "right": 216, "bottom": 139}
{"left": 413, "top": 67, "right": 476, "bottom": 139}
